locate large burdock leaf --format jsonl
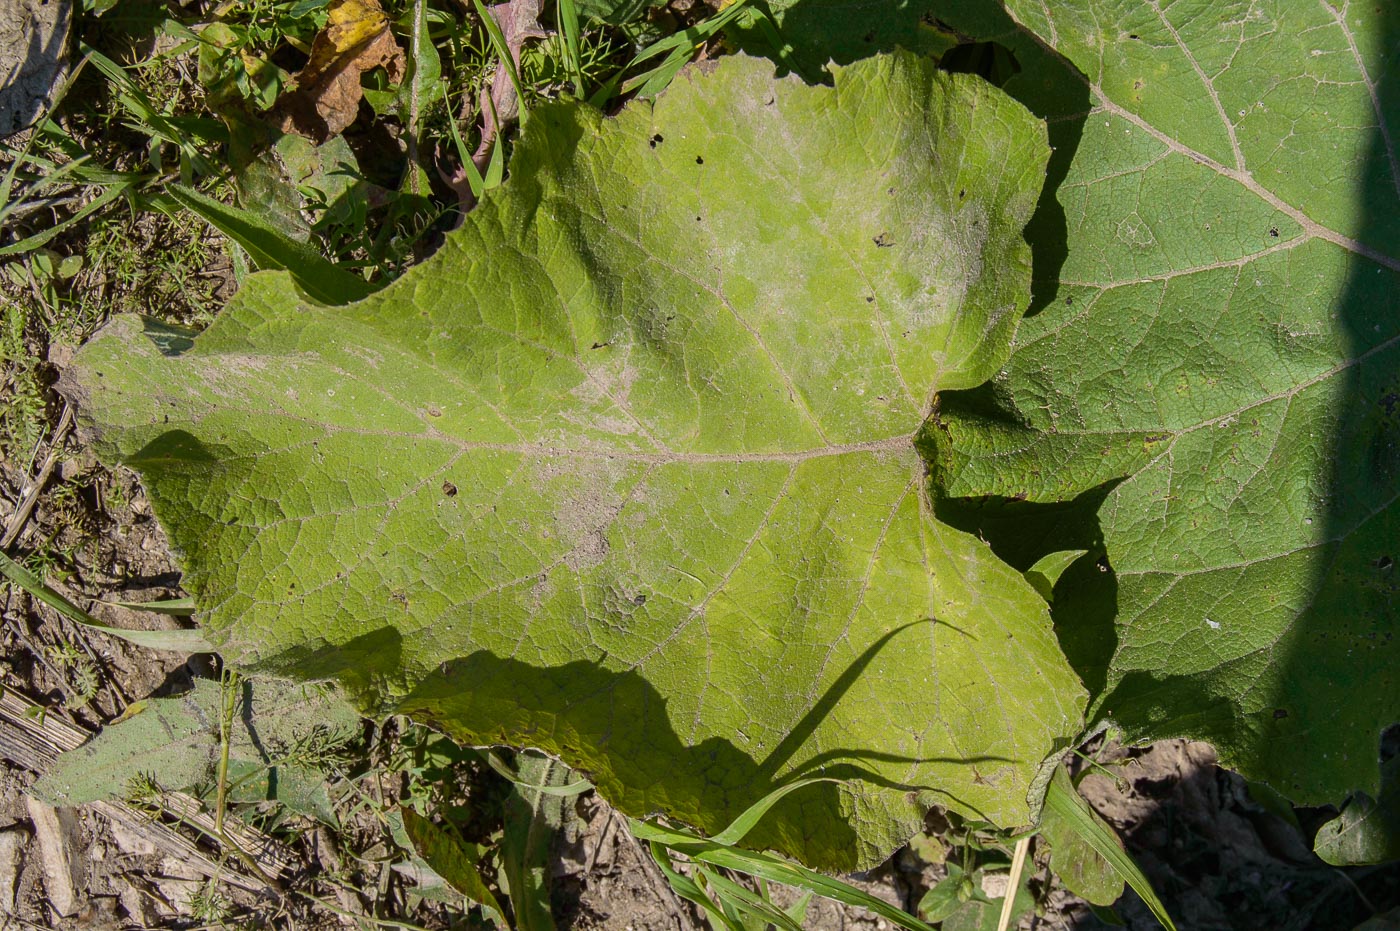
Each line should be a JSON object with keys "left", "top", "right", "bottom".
{"left": 66, "top": 52, "right": 1085, "bottom": 869}
{"left": 935, "top": 1, "right": 1399, "bottom": 805}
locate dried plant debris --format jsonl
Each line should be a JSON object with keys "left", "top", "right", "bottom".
{"left": 273, "top": 0, "right": 405, "bottom": 142}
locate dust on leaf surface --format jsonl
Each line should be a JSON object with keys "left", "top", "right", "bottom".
{"left": 934, "top": 0, "right": 1400, "bottom": 805}
{"left": 67, "top": 52, "right": 1085, "bottom": 869}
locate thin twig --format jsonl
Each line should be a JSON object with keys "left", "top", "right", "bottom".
{"left": 1, "top": 403, "right": 73, "bottom": 550}
{"left": 997, "top": 835, "right": 1032, "bottom": 931}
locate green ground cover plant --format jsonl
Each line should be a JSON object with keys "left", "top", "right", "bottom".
{"left": 5, "top": 0, "right": 1398, "bottom": 926}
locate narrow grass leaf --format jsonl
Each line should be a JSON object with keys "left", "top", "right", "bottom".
{"left": 5, "top": 134, "right": 144, "bottom": 186}
{"left": 486, "top": 750, "right": 594, "bottom": 796}
{"left": 105, "top": 597, "right": 198, "bottom": 615}
{"left": 698, "top": 866, "right": 805, "bottom": 931}
{"left": 82, "top": 47, "right": 212, "bottom": 176}
{"left": 629, "top": 819, "right": 936, "bottom": 931}
{"left": 0, "top": 57, "right": 89, "bottom": 222}
{"left": 0, "top": 551, "right": 212, "bottom": 653}
{"left": 709, "top": 777, "right": 840, "bottom": 847}
{"left": 473, "top": 0, "right": 530, "bottom": 126}
{"left": 1043, "top": 767, "right": 1176, "bottom": 930}
{"left": 648, "top": 842, "right": 744, "bottom": 931}
{"left": 783, "top": 886, "right": 813, "bottom": 925}
{"left": 443, "top": 86, "right": 485, "bottom": 200}
{"left": 156, "top": 184, "right": 373, "bottom": 305}
{"left": 557, "top": 0, "right": 586, "bottom": 96}
{"left": 621, "top": 0, "right": 752, "bottom": 96}
{"left": 0, "top": 184, "right": 131, "bottom": 256}
{"left": 483, "top": 129, "right": 505, "bottom": 188}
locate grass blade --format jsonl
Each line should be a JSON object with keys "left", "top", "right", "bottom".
{"left": 629, "top": 819, "right": 937, "bottom": 931}
{"left": 103, "top": 597, "right": 197, "bottom": 615}
{"left": 444, "top": 85, "right": 486, "bottom": 200}
{"left": 709, "top": 777, "right": 839, "bottom": 847}
{"left": 483, "top": 128, "right": 506, "bottom": 188}
{"left": 648, "top": 842, "right": 744, "bottom": 931}
{"left": 486, "top": 750, "right": 593, "bottom": 796}
{"left": 1043, "top": 766, "right": 1177, "bottom": 930}
{"left": 82, "top": 46, "right": 213, "bottom": 176}
{"left": 0, "top": 551, "right": 212, "bottom": 653}
{"left": 557, "top": 0, "right": 586, "bottom": 97}
{"left": 698, "top": 866, "right": 805, "bottom": 931}
{"left": 0, "top": 183, "right": 131, "bottom": 256}
{"left": 0, "top": 57, "right": 90, "bottom": 223}
{"left": 472, "top": 0, "right": 530, "bottom": 126}
{"left": 620, "top": 0, "right": 753, "bottom": 97}
{"left": 154, "top": 184, "right": 373, "bottom": 305}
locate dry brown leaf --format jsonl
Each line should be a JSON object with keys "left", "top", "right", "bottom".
{"left": 272, "top": 0, "right": 405, "bottom": 142}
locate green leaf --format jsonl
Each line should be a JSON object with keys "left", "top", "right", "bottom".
{"left": 1042, "top": 765, "right": 1175, "bottom": 930}
{"left": 939, "top": 868, "right": 1033, "bottom": 931}
{"left": 225, "top": 758, "right": 341, "bottom": 826}
{"left": 621, "top": 0, "right": 757, "bottom": 97}
{"left": 709, "top": 777, "right": 840, "bottom": 847}
{"left": 235, "top": 134, "right": 365, "bottom": 244}
{"left": 648, "top": 842, "right": 745, "bottom": 931}
{"left": 917, "top": 862, "right": 971, "bottom": 923}
{"left": 485, "top": 749, "right": 594, "bottom": 796}
{"left": 631, "top": 817, "right": 937, "bottom": 931}
{"left": 698, "top": 866, "right": 806, "bottom": 931}
{"left": 501, "top": 754, "right": 567, "bottom": 931}
{"left": 32, "top": 678, "right": 359, "bottom": 807}
{"left": 154, "top": 184, "right": 373, "bottom": 305}
{"left": 66, "top": 52, "right": 1084, "bottom": 869}
{"left": 574, "top": 0, "right": 655, "bottom": 26}
{"left": 405, "top": 0, "right": 443, "bottom": 149}
{"left": 0, "top": 550, "right": 211, "bottom": 653}
{"left": 0, "top": 183, "right": 132, "bottom": 257}
{"left": 932, "top": 0, "right": 1400, "bottom": 807}
{"left": 473, "top": 0, "right": 528, "bottom": 126}
{"left": 1024, "top": 550, "right": 1087, "bottom": 604}
{"left": 104, "top": 596, "right": 198, "bottom": 615}
{"left": 1315, "top": 755, "right": 1400, "bottom": 866}
{"left": 401, "top": 807, "right": 508, "bottom": 924}
{"left": 1037, "top": 766, "right": 1124, "bottom": 906}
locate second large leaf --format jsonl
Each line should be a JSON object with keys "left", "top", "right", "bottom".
{"left": 935, "top": 0, "right": 1399, "bottom": 807}
{"left": 66, "top": 53, "right": 1084, "bottom": 869}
